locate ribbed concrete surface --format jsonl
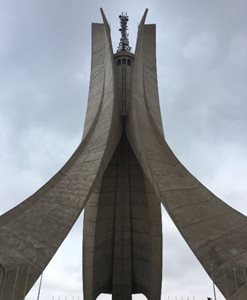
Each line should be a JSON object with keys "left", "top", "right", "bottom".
{"left": 0, "top": 10, "right": 122, "bottom": 300}
{"left": 126, "top": 9, "right": 247, "bottom": 300}
{"left": 1, "top": 8, "right": 247, "bottom": 300}
{"left": 83, "top": 134, "right": 162, "bottom": 300}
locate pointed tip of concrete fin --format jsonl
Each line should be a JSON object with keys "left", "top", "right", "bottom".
{"left": 100, "top": 8, "right": 108, "bottom": 24}
{"left": 140, "top": 8, "right": 148, "bottom": 26}
{"left": 100, "top": 7, "right": 104, "bottom": 16}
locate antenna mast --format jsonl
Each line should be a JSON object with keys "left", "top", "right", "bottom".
{"left": 117, "top": 12, "right": 131, "bottom": 52}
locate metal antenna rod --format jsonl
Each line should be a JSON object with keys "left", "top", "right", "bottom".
{"left": 213, "top": 280, "right": 217, "bottom": 300}
{"left": 36, "top": 272, "right": 43, "bottom": 300}
{"left": 211, "top": 270, "right": 217, "bottom": 300}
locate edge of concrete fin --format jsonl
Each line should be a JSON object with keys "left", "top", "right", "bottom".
{"left": 100, "top": 8, "right": 110, "bottom": 28}
{"left": 139, "top": 8, "right": 148, "bottom": 26}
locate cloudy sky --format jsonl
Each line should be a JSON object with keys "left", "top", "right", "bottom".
{"left": 1, "top": 0, "right": 247, "bottom": 299}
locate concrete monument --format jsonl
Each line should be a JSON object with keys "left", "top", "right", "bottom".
{"left": 0, "top": 9, "right": 247, "bottom": 300}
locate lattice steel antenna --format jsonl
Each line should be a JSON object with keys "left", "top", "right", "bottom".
{"left": 117, "top": 12, "right": 131, "bottom": 52}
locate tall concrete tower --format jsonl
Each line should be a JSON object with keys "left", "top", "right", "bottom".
{"left": 0, "top": 9, "right": 247, "bottom": 300}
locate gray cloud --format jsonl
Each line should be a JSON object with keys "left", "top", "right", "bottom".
{"left": 1, "top": 0, "right": 247, "bottom": 299}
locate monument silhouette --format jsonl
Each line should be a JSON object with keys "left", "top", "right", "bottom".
{"left": 0, "top": 9, "right": 247, "bottom": 300}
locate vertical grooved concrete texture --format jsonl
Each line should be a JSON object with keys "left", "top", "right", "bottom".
{"left": 83, "top": 134, "right": 162, "bottom": 300}
{"left": 0, "top": 8, "right": 247, "bottom": 300}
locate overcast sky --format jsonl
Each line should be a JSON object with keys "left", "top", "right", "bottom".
{"left": 1, "top": 0, "right": 247, "bottom": 299}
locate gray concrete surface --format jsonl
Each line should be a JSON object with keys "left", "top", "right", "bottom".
{"left": 83, "top": 134, "right": 162, "bottom": 300}
{"left": 0, "top": 8, "right": 247, "bottom": 300}
{"left": 126, "top": 9, "right": 247, "bottom": 300}
{"left": 0, "top": 9, "right": 122, "bottom": 300}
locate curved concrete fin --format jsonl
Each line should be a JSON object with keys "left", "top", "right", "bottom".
{"left": 139, "top": 9, "right": 148, "bottom": 27}
{"left": 127, "top": 13, "right": 247, "bottom": 300}
{"left": 132, "top": 18, "right": 163, "bottom": 138}
{"left": 84, "top": 9, "right": 115, "bottom": 137}
{"left": 100, "top": 9, "right": 113, "bottom": 53}
{"left": 100, "top": 8, "right": 109, "bottom": 29}
{"left": 2, "top": 8, "right": 246, "bottom": 300}
{"left": 83, "top": 23, "right": 106, "bottom": 137}
{"left": 0, "top": 15, "right": 122, "bottom": 300}
{"left": 83, "top": 133, "right": 162, "bottom": 300}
